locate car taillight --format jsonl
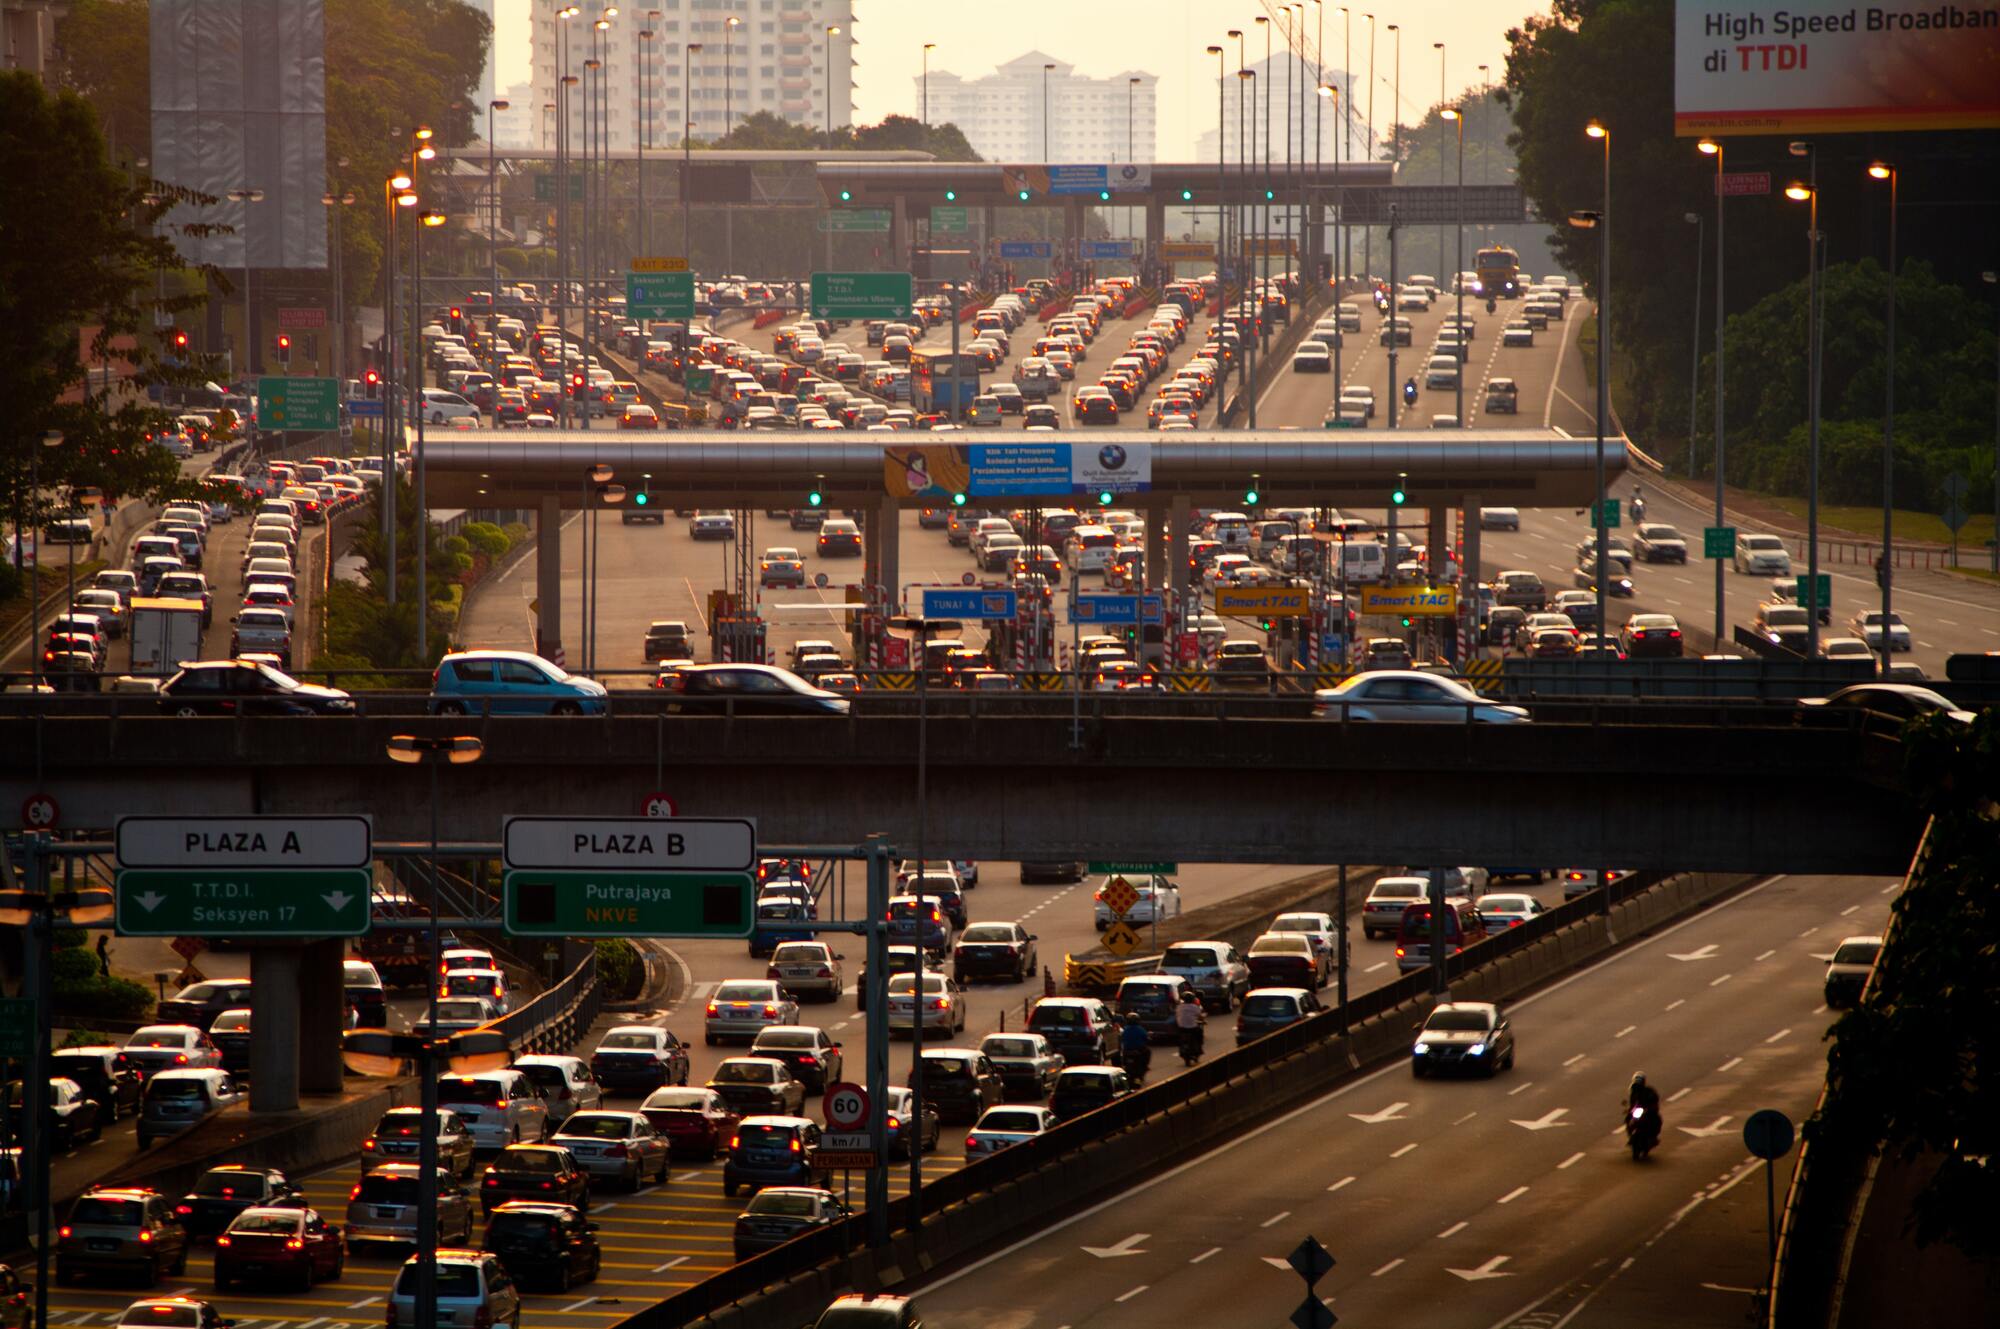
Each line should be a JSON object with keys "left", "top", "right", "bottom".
{"left": 1395, "top": 947, "right": 1407, "bottom": 958}
{"left": 349, "top": 1184, "right": 362, "bottom": 1200}
{"left": 138, "top": 1229, "right": 153, "bottom": 1243}
{"left": 285, "top": 1238, "right": 304, "bottom": 1250}
{"left": 176, "top": 1204, "right": 193, "bottom": 1215}
{"left": 767, "top": 966, "right": 782, "bottom": 980}
{"left": 707, "top": 1002, "right": 719, "bottom": 1015}
{"left": 886, "top": 1114, "right": 901, "bottom": 1129}
{"left": 175, "top": 1054, "right": 188, "bottom": 1064}
{"left": 931, "top": 997, "right": 949, "bottom": 1010}
{"left": 58, "top": 1226, "right": 72, "bottom": 1239}
{"left": 494, "top": 1098, "right": 509, "bottom": 1109}
{"left": 728, "top": 1133, "right": 740, "bottom": 1150}
{"left": 789, "top": 1137, "right": 802, "bottom": 1154}
{"left": 483, "top": 1176, "right": 500, "bottom": 1187}
{"left": 603, "top": 1142, "right": 628, "bottom": 1158}
{"left": 816, "top": 966, "right": 832, "bottom": 977}
{"left": 763, "top": 1004, "right": 777, "bottom": 1016}
{"left": 362, "top": 1137, "right": 377, "bottom": 1151}
{"left": 215, "top": 1235, "right": 232, "bottom": 1247}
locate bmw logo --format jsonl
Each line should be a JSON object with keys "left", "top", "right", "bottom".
{"left": 1098, "top": 445, "right": 1128, "bottom": 471}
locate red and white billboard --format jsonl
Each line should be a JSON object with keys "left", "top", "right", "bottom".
{"left": 1674, "top": 1, "right": 2000, "bottom": 136}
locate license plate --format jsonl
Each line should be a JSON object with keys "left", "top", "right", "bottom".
{"left": 376, "top": 1207, "right": 400, "bottom": 1219}
{"left": 88, "top": 1240, "right": 119, "bottom": 1252}
{"left": 783, "top": 967, "right": 815, "bottom": 977}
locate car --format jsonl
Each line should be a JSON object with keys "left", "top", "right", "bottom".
{"left": 885, "top": 894, "right": 953, "bottom": 955}
{"left": 1361, "top": 876, "right": 1430, "bottom": 940}
{"left": 1620, "top": 613, "right": 1685, "bottom": 659}
{"left": 977, "top": 1032, "right": 1064, "bottom": 1101}
{"left": 109, "top": 1299, "right": 231, "bottom": 1329}
{"left": 643, "top": 620, "right": 694, "bottom": 661}
{"left": 476, "top": 1144, "right": 590, "bottom": 1214}
{"left": 362, "top": 1106, "right": 477, "bottom": 1176}
{"left": 50, "top": 1046, "right": 143, "bottom": 1123}
{"left": 439, "top": 967, "right": 510, "bottom": 1016}
{"left": 587, "top": 1026, "right": 689, "bottom": 1093}
{"left": 481, "top": 1201, "right": 601, "bottom": 1293}
{"left": 1268, "top": 912, "right": 1341, "bottom": 967}
{"left": 913, "top": 1047, "right": 1005, "bottom": 1124}
{"left": 1822, "top": 636, "right": 1877, "bottom": 663}
{"left": 342, "top": 959, "right": 388, "bottom": 1027}
{"left": 886, "top": 971, "right": 967, "bottom": 1038}
{"left": 1562, "top": 868, "right": 1637, "bottom": 900}
{"left": 1411, "top": 1001, "right": 1515, "bottom": 1077}
{"left": 705, "top": 980, "right": 801, "bottom": 1046}
{"left": 1049, "top": 1065, "right": 1135, "bottom": 1122}
{"left": 1849, "top": 610, "right": 1912, "bottom": 652}
{"left": 548, "top": 1110, "right": 672, "bottom": 1190}
{"left": 135, "top": 1068, "right": 241, "bottom": 1148}
{"left": 1092, "top": 875, "right": 1181, "bottom": 930}
{"left": 1796, "top": 683, "right": 1975, "bottom": 727}
{"left": 1735, "top": 532, "right": 1794, "bottom": 576}
{"left": 658, "top": 662, "right": 852, "bottom": 716}
{"left": 1473, "top": 893, "right": 1548, "bottom": 929}
{"left": 1823, "top": 934, "right": 1883, "bottom": 1008}
{"left": 1754, "top": 601, "right": 1814, "bottom": 652}
{"left": 1291, "top": 341, "right": 1332, "bottom": 372}
{"left": 732, "top": 1187, "right": 852, "bottom": 1260}
{"left": 760, "top": 547, "right": 806, "bottom": 588}
{"left": 639, "top": 1085, "right": 740, "bottom": 1159}
{"left": 1113, "top": 974, "right": 1199, "bottom": 1041}
{"left": 1245, "top": 932, "right": 1329, "bottom": 990}
{"left": 14, "top": 1077, "right": 99, "bottom": 1151}
{"left": 213, "top": 1206, "right": 344, "bottom": 1291}
{"left": 722, "top": 1115, "right": 827, "bottom": 1197}
{"left": 689, "top": 510, "right": 737, "bottom": 540}
{"left": 174, "top": 1165, "right": 300, "bottom": 1238}
{"left": 434, "top": 1070, "right": 550, "bottom": 1151}
{"left": 817, "top": 518, "right": 863, "bottom": 556}
{"left": 1312, "top": 670, "right": 1528, "bottom": 724}
{"left": 1026, "top": 997, "right": 1116, "bottom": 1067}
{"left": 344, "top": 1164, "right": 475, "bottom": 1246}
{"left": 963, "top": 1105, "right": 1058, "bottom": 1161}
{"left": 57, "top": 1188, "right": 189, "bottom": 1284}
{"left": 749, "top": 1026, "right": 844, "bottom": 1094}
{"left": 1236, "top": 987, "right": 1324, "bottom": 1044}
{"left": 951, "top": 922, "right": 1038, "bottom": 984}
{"left": 1500, "top": 319, "right": 1535, "bottom": 347}
{"left": 413, "top": 996, "right": 500, "bottom": 1037}
{"left": 1525, "top": 626, "right": 1582, "bottom": 659}
{"left": 1492, "top": 569, "right": 1548, "bottom": 610}
{"left": 158, "top": 660, "right": 355, "bottom": 717}
{"left": 1633, "top": 523, "right": 1688, "bottom": 563}
{"left": 503, "top": 1056, "right": 601, "bottom": 1126}
{"left": 429, "top": 650, "right": 608, "bottom": 716}
{"left": 1479, "top": 507, "right": 1521, "bottom": 531}
{"left": 811, "top": 1294, "right": 924, "bottom": 1328}
{"left": 765, "top": 940, "right": 845, "bottom": 1003}
{"left": 1157, "top": 941, "right": 1252, "bottom": 1012}
{"left": 386, "top": 1250, "right": 520, "bottom": 1329}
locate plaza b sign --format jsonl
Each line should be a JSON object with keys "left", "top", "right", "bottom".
{"left": 1674, "top": 1, "right": 2000, "bottom": 136}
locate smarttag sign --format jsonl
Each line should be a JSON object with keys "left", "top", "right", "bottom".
{"left": 1357, "top": 585, "right": 1460, "bottom": 616}
{"left": 1212, "top": 585, "right": 1311, "bottom": 618}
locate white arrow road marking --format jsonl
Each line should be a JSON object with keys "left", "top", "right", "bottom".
{"left": 1348, "top": 1100, "right": 1409, "bottom": 1124}
{"left": 133, "top": 891, "right": 167, "bottom": 912}
{"left": 1263, "top": 1257, "right": 1292, "bottom": 1270}
{"left": 1082, "top": 1232, "right": 1149, "bottom": 1258}
{"left": 1511, "top": 1108, "right": 1571, "bottom": 1132}
{"left": 322, "top": 890, "right": 354, "bottom": 912}
{"left": 652, "top": 1256, "right": 688, "bottom": 1272}
{"left": 1447, "top": 1255, "right": 1516, "bottom": 1281}
{"left": 1668, "top": 944, "right": 1719, "bottom": 961}
{"left": 1679, "top": 1116, "right": 1736, "bottom": 1138}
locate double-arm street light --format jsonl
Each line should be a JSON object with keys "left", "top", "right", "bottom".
{"left": 1698, "top": 136, "right": 1728, "bottom": 646}
{"left": 1868, "top": 161, "right": 1899, "bottom": 675}
{"left": 1785, "top": 138, "right": 1825, "bottom": 656}
{"left": 1442, "top": 103, "right": 1465, "bottom": 428}
{"left": 1569, "top": 116, "right": 1611, "bottom": 651}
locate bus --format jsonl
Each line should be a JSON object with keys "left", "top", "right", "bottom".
{"left": 1473, "top": 246, "right": 1521, "bottom": 299}
{"left": 910, "top": 347, "right": 980, "bottom": 415}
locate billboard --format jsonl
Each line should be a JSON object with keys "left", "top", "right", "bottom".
{"left": 884, "top": 443, "right": 1153, "bottom": 500}
{"left": 1674, "top": 1, "right": 2000, "bottom": 136}
{"left": 1000, "top": 164, "right": 1154, "bottom": 197}
{"left": 151, "top": 0, "right": 329, "bottom": 270}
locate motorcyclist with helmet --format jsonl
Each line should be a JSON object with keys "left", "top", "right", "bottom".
{"left": 1174, "top": 991, "right": 1207, "bottom": 1065}
{"left": 1624, "top": 1072, "right": 1663, "bottom": 1157}
{"left": 1119, "top": 1008, "right": 1152, "bottom": 1084}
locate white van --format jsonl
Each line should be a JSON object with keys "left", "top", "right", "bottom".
{"left": 419, "top": 388, "right": 480, "bottom": 425}
{"left": 1337, "top": 541, "right": 1386, "bottom": 584}
{"left": 1063, "top": 524, "right": 1120, "bottom": 576}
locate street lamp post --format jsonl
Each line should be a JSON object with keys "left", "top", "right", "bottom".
{"left": 1685, "top": 211, "right": 1703, "bottom": 479}
{"left": 1869, "top": 161, "right": 1898, "bottom": 676}
{"left": 640, "top": 16, "right": 658, "bottom": 254}
{"left": 383, "top": 174, "right": 414, "bottom": 607}
{"left": 1442, "top": 105, "right": 1464, "bottom": 427}
{"left": 725, "top": 15, "right": 740, "bottom": 137}
{"left": 826, "top": 26, "right": 841, "bottom": 142}
{"left": 384, "top": 734, "right": 484, "bottom": 1329}
{"left": 684, "top": 42, "right": 702, "bottom": 260}
{"left": 1699, "top": 136, "right": 1726, "bottom": 648}
{"left": 1364, "top": 12, "right": 1375, "bottom": 283}
{"left": 922, "top": 42, "right": 936, "bottom": 125}
{"left": 1208, "top": 45, "right": 1226, "bottom": 264}
{"left": 557, "top": 6, "right": 580, "bottom": 428}
{"left": 487, "top": 99, "right": 509, "bottom": 331}
{"left": 1435, "top": 42, "right": 1445, "bottom": 280}
{"left": 1575, "top": 116, "right": 1611, "bottom": 651}
{"left": 321, "top": 190, "right": 355, "bottom": 389}
{"left": 1043, "top": 63, "right": 1055, "bottom": 162}
{"left": 1786, "top": 139, "right": 1824, "bottom": 656}
{"left": 1257, "top": 15, "right": 1271, "bottom": 309}
{"left": 414, "top": 206, "right": 445, "bottom": 660}
{"left": 226, "top": 187, "right": 265, "bottom": 381}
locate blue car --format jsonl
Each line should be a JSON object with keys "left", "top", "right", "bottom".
{"left": 429, "top": 650, "right": 609, "bottom": 716}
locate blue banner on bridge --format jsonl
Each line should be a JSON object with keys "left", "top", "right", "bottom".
{"left": 998, "top": 241, "right": 1054, "bottom": 260}
{"left": 921, "top": 587, "right": 1020, "bottom": 620}
{"left": 1079, "top": 240, "right": 1134, "bottom": 260}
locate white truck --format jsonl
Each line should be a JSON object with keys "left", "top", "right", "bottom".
{"left": 127, "top": 597, "right": 205, "bottom": 675}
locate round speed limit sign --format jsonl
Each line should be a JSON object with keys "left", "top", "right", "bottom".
{"left": 20, "top": 793, "right": 58, "bottom": 831}
{"left": 824, "top": 1082, "right": 870, "bottom": 1131}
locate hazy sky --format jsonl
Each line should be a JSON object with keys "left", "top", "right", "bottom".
{"left": 494, "top": 0, "right": 1539, "bottom": 158}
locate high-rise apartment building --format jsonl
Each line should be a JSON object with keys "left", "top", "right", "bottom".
{"left": 1193, "top": 54, "right": 1366, "bottom": 168}
{"left": 922, "top": 53, "right": 1157, "bottom": 164}
{"left": 527, "top": 0, "right": 854, "bottom": 153}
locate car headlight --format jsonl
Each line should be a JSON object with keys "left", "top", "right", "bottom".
{"left": 1412, "top": 1041, "right": 1431, "bottom": 1055}
{"left": 1468, "top": 1042, "right": 1487, "bottom": 1057}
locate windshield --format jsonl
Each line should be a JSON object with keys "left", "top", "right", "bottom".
{"left": 1832, "top": 941, "right": 1881, "bottom": 965}
{"left": 976, "top": 1111, "right": 1045, "bottom": 1133}
{"left": 148, "top": 1079, "right": 206, "bottom": 1099}
{"left": 486, "top": 1214, "right": 558, "bottom": 1241}
{"left": 493, "top": 1148, "right": 565, "bottom": 1171}
{"left": 887, "top": 974, "right": 946, "bottom": 995}
{"left": 395, "top": 1263, "right": 480, "bottom": 1298}
{"left": 983, "top": 1038, "right": 1038, "bottom": 1059}
{"left": 1161, "top": 948, "right": 1219, "bottom": 969}
{"left": 1425, "top": 1009, "right": 1492, "bottom": 1032}
{"left": 560, "top": 1113, "right": 634, "bottom": 1138}
{"left": 128, "top": 1031, "right": 187, "bottom": 1049}
{"left": 711, "top": 1063, "right": 774, "bottom": 1084}
{"left": 598, "top": 1031, "right": 657, "bottom": 1050}
{"left": 436, "top": 1078, "right": 504, "bottom": 1105}
{"left": 1059, "top": 1072, "right": 1114, "bottom": 1092}
{"left": 715, "top": 983, "right": 775, "bottom": 1002}
{"left": 1767, "top": 608, "right": 1809, "bottom": 626}
{"left": 770, "top": 945, "right": 824, "bottom": 963}
{"left": 193, "top": 1171, "right": 263, "bottom": 1197}
{"left": 1747, "top": 536, "right": 1785, "bottom": 550}
{"left": 435, "top": 1001, "right": 488, "bottom": 1021}
{"left": 643, "top": 1089, "right": 708, "bottom": 1111}
{"left": 1250, "top": 936, "right": 1308, "bottom": 955}
{"left": 735, "top": 1125, "right": 798, "bottom": 1149}
{"left": 756, "top": 1031, "right": 814, "bottom": 1049}
{"left": 229, "top": 1212, "right": 300, "bottom": 1235}
{"left": 71, "top": 1197, "right": 143, "bottom": 1224}
{"left": 746, "top": 1192, "right": 818, "bottom": 1217}
{"left": 123, "top": 1307, "right": 200, "bottom": 1327}
{"left": 1242, "top": 995, "right": 1300, "bottom": 1017}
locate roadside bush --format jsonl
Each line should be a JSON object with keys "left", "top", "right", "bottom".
{"left": 54, "top": 972, "right": 153, "bottom": 1020}
{"left": 595, "top": 940, "right": 643, "bottom": 1000}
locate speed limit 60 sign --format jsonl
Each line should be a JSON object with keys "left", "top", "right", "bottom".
{"left": 824, "top": 1082, "right": 870, "bottom": 1131}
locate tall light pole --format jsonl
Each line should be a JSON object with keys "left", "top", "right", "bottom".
{"left": 1685, "top": 210, "right": 1703, "bottom": 479}
{"left": 1364, "top": 12, "right": 1375, "bottom": 281}
{"left": 1699, "top": 136, "right": 1727, "bottom": 647}
{"left": 1257, "top": 14, "right": 1271, "bottom": 305}
{"left": 1868, "top": 161, "right": 1898, "bottom": 676}
{"left": 487, "top": 99, "right": 509, "bottom": 327}
{"left": 1043, "top": 62, "right": 1055, "bottom": 161}
{"left": 1320, "top": 79, "right": 1338, "bottom": 301}
{"left": 1786, "top": 138, "right": 1824, "bottom": 656}
{"left": 1435, "top": 42, "right": 1446, "bottom": 282}
{"left": 382, "top": 172, "right": 414, "bottom": 607}
{"left": 1128, "top": 77, "right": 1142, "bottom": 250}
{"left": 684, "top": 42, "right": 701, "bottom": 257}
{"left": 1208, "top": 44, "right": 1225, "bottom": 265}
{"left": 226, "top": 187, "right": 265, "bottom": 380}
{"left": 725, "top": 15, "right": 740, "bottom": 137}
{"left": 1280, "top": 6, "right": 1294, "bottom": 275}
{"left": 557, "top": 6, "right": 579, "bottom": 428}
{"left": 639, "top": 18, "right": 656, "bottom": 253}
{"left": 321, "top": 189, "right": 355, "bottom": 389}
{"left": 826, "top": 26, "right": 841, "bottom": 142}
{"left": 1442, "top": 104, "right": 1464, "bottom": 427}
{"left": 922, "top": 43, "right": 935, "bottom": 125}
{"left": 414, "top": 206, "right": 446, "bottom": 661}
{"left": 1572, "top": 116, "right": 1611, "bottom": 650}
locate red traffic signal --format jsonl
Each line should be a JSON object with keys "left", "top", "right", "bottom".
{"left": 275, "top": 333, "right": 292, "bottom": 364}
{"left": 170, "top": 328, "right": 189, "bottom": 351}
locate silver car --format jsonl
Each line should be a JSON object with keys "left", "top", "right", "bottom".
{"left": 344, "top": 1164, "right": 474, "bottom": 1245}
{"left": 434, "top": 1071, "right": 550, "bottom": 1151}
{"left": 1312, "top": 670, "right": 1529, "bottom": 724}
{"left": 387, "top": 1249, "right": 520, "bottom": 1329}
{"left": 510, "top": 1055, "right": 602, "bottom": 1124}
{"left": 361, "top": 1106, "right": 477, "bottom": 1176}
{"left": 704, "top": 980, "right": 800, "bottom": 1046}
{"left": 548, "top": 1110, "right": 672, "bottom": 1190}
{"left": 767, "top": 941, "right": 845, "bottom": 1002}
{"left": 1362, "top": 877, "right": 1431, "bottom": 940}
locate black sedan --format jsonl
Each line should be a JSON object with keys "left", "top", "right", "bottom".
{"left": 482, "top": 1202, "right": 601, "bottom": 1293}
{"left": 732, "top": 1187, "right": 851, "bottom": 1261}
{"left": 176, "top": 1165, "right": 302, "bottom": 1238}
{"left": 479, "top": 1146, "right": 591, "bottom": 1215}
{"left": 1049, "top": 1066, "right": 1135, "bottom": 1123}
{"left": 951, "top": 923, "right": 1038, "bottom": 984}
{"left": 5, "top": 1079, "right": 100, "bottom": 1151}
{"left": 159, "top": 660, "right": 356, "bottom": 716}
{"left": 656, "top": 664, "right": 851, "bottom": 716}
{"left": 157, "top": 980, "right": 256, "bottom": 1032}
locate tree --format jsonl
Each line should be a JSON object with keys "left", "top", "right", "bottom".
{"left": 1, "top": 71, "right": 220, "bottom": 539}
{"left": 48, "top": 0, "right": 150, "bottom": 162}
{"left": 714, "top": 110, "right": 819, "bottom": 151}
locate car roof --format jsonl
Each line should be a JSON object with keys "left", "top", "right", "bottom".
{"left": 1433, "top": 1001, "right": 1500, "bottom": 1016}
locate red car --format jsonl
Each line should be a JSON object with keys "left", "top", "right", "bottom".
{"left": 214, "top": 1206, "right": 345, "bottom": 1291}
{"left": 638, "top": 1087, "right": 740, "bottom": 1159}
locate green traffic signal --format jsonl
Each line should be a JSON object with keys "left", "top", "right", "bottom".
{"left": 1099, "top": 190, "right": 1111, "bottom": 201}
{"left": 1017, "top": 189, "right": 1030, "bottom": 201}
{"left": 952, "top": 491, "right": 967, "bottom": 507}
{"left": 1245, "top": 487, "right": 1260, "bottom": 505}
{"left": 1098, "top": 490, "right": 1113, "bottom": 506}
{"left": 1264, "top": 188, "right": 1275, "bottom": 201}
{"left": 808, "top": 490, "right": 824, "bottom": 507}
{"left": 944, "top": 189, "right": 957, "bottom": 201}
{"left": 633, "top": 491, "right": 649, "bottom": 506}
{"left": 1180, "top": 188, "right": 1194, "bottom": 201}
{"left": 839, "top": 189, "right": 853, "bottom": 201}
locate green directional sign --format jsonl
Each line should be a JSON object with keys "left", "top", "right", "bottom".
{"left": 1088, "top": 861, "right": 1179, "bottom": 876}
{"left": 1594, "top": 498, "right": 1621, "bottom": 530}
{"left": 534, "top": 173, "right": 584, "bottom": 202}
{"left": 115, "top": 868, "right": 374, "bottom": 938}
{"left": 683, "top": 366, "right": 714, "bottom": 395}
{"left": 627, "top": 270, "right": 695, "bottom": 320}
{"left": 823, "top": 208, "right": 891, "bottom": 233}
{"left": 811, "top": 271, "right": 914, "bottom": 319}
{"left": 930, "top": 206, "right": 969, "bottom": 232}
{"left": 257, "top": 376, "right": 340, "bottom": 433}
{"left": 1795, "top": 572, "right": 1832, "bottom": 610}
{"left": 1703, "top": 525, "right": 1737, "bottom": 559}
{"left": 0, "top": 998, "right": 36, "bottom": 1058}
{"left": 503, "top": 870, "right": 754, "bottom": 939}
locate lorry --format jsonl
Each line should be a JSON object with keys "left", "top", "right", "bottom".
{"left": 127, "top": 597, "right": 205, "bottom": 675}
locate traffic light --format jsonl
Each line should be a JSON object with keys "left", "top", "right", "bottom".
{"left": 448, "top": 306, "right": 464, "bottom": 334}
{"left": 1098, "top": 190, "right": 1111, "bottom": 201}
{"left": 809, "top": 474, "right": 825, "bottom": 508}
{"left": 571, "top": 370, "right": 586, "bottom": 398}
{"left": 1391, "top": 472, "right": 1408, "bottom": 507}
{"left": 1097, "top": 489, "right": 1113, "bottom": 507}
{"left": 274, "top": 333, "right": 292, "bottom": 365}
{"left": 364, "top": 368, "right": 382, "bottom": 398}
{"left": 1264, "top": 188, "right": 1275, "bottom": 201}
{"left": 169, "top": 328, "right": 189, "bottom": 355}
{"left": 1180, "top": 188, "right": 1194, "bottom": 202}
{"left": 951, "top": 491, "right": 967, "bottom": 507}
{"left": 944, "top": 189, "right": 957, "bottom": 201}
{"left": 839, "top": 189, "right": 853, "bottom": 202}
{"left": 1016, "top": 189, "right": 1031, "bottom": 202}
{"left": 1244, "top": 473, "right": 1260, "bottom": 506}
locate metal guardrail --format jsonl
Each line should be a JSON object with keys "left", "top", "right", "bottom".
{"left": 493, "top": 948, "right": 601, "bottom": 1056}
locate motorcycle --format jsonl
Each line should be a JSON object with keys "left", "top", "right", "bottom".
{"left": 1626, "top": 1104, "right": 1662, "bottom": 1160}
{"left": 1120, "top": 1042, "right": 1151, "bottom": 1087}
{"left": 1631, "top": 496, "right": 1647, "bottom": 522}
{"left": 1178, "top": 1023, "right": 1204, "bottom": 1067}
{"left": 1402, "top": 378, "right": 1419, "bottom": 408}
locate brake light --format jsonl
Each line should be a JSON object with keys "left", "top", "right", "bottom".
{"left": 767, "top": 966, "right": 782, "bottom": 980}
{"left": 175, "top": 1204, "right": 193, "bottom": 1215}
{"left": 483, "top": 1176, "right": 499, "bottom": 1187}
{"left": 1395, "top": 947, "right": 1407, "bottom": 958}
{"left": 789, "top": 1137, "right": 802, "bottom": 1154}
{"left": 707, "top": 1002, "right": 719, "bottom": 1016}
{"left": 603, "top": 1142, "right": 628, "bottom": 1158}
{"left": 931, "top": 997, "right": 949, "bottom": 1010}
{"left": 886, "top": 1114, "right": 901, "bottom": 1129}
{"left": 175, "top": 1054, "right": 188, "bottom": 1064}
{"left": 138, "top": 1229, "right": 153, "bottom": 1243}
{"left": 215, "top": 1235, "right": 232, "bottom": 1247}
{"left": 728, "top": 1133, "right": 740, "bottom": 1150}
{"left": 349, "top": 1184, "right": 362, "bottom": 1200}
{"left": 495, "top": 1098, "right": 510, "bottom": 1109}
{"left": 363, "top": 1137, "right": 376, "bottom": 1151}
{"left": 285, "top": 1238, "right": 304, "bottom": 1250}
{"left": 816, "top": 966, "right": 832, "bottom": 977}
{"left": 58, "top": 1226, "right": 72, "bottom": 1239}
{"left": 763, "top": 1004, "right": 777, "bottom": 1016}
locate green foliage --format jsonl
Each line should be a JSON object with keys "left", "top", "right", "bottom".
{"left": 52, "top": 946, "right": 100, "bottom": 986}
{"left": 594, "top": 940, "right": 643, "bottom": 1001}
{"left": 461, "top": 521, "right": 510, "bottom": 561}
{"left": 0, "top": 561, "right": 21, "bottom": 601}
{"left": 52, "top": 926, "right": 88, "bottom": 951}
{"left": 56, "top": 974, "right": 155, "bottom": 1020}
{"left": 1807, "top": 709, "right": 2000, "bottom": 1258}
{"left": 60, "top": 1028, "right": 124, "bottom": 1050}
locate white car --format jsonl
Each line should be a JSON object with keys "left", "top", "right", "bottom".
{"left": 1821, "top": 636, "right": 1876, "bottom": 662}
{"left": 1268, "top": 912, "right": 1340, "bottom": 966}
{"left": 1480, "top": 507, "right": 1521, "bottom": 531}
{"left": 1312, "top": 670, "right": 1530, "bottom": 725}
{"left": 1424, "top": 354, "right": 1460, "bottom": 389}
{"left": 1362, "top": 876, "right": 1431, "bottom": 939}
{"left": 1092, "top": 876, "right": 1182, "bottom": 930}
{"left": 441, "top": 946, "right": 498, "bottom": 974}
{"left": 886, "top": 972, "right": 967, "bottom": 1036}
{"left": 1734, "top": 533, "right": 1793, "bottom": 576}
{"left": 705, "top": 980, "right": 800, "bottom": 1045}
{"left": 1291, "top": 341, "right": 1332, "bottom": 372}
{"left": 1501, "top": 320, "right": 1535, "bottom": 347}
{"left": 1850, "top": 610, "right": 1912, "bottom": 652}
{"left": 120, "top": 1024, "right": 223, "bottom": 1076}
{"left": 690, "top": 511, "right": 737, "bottom": 540}
{"left": 767, "top": 940, "right": 845, "bottom": 1003}
{"left": 1203, "top": 553, "right": 1254, "bottom": 589}
{"left": 963, "top": 1105, "right": 1058, "bottom": 1159}
{"left": 550, "top": 1109, "right": 672, "bottom": 1190}
{"left": 434, "top": 1069, "right": 550, "bottom": 1150}
{"left": 510, "top": 1054, "right": 603, "bottom": 1124}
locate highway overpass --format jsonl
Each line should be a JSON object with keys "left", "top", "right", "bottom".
{"left": 5, "top": 711, "right": 1918, "bottom": 873}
